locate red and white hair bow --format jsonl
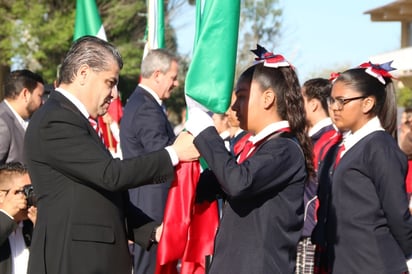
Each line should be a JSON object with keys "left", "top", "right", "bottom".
{"left": 251, "top": 44, "right": 291, "bottom": 68}
{"left": 359, "top": 61, "right": 396, "bottom": 85}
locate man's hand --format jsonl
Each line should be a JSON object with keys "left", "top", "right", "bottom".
{"left": 28, "top": 205, "right": 37, "bottom": 225}
{"left": 171, "top": 131, "right": 200, "bottom": 162}
{"left": 0, "top": 185, "right": 27, "bottom": 221}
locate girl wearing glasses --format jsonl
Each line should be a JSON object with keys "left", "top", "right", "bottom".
{"left": 314, "top": 62, "right": 412, "bottom": 274}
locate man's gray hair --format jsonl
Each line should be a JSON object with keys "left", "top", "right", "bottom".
{"left": 140, "top": 49, "right": 178, "bottom": 78}
{"left": 58, "top": 35, "right": 123, "bottom": 85}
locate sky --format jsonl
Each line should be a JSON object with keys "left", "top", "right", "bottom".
{"left": 171, "top": 0, "right": 401, "bottom": 82}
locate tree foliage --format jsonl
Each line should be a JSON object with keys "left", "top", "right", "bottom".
{"left": 0, "top": 0, "right": 180, "bottom": 103}
{"left": 237, "top": 0, "right": 282, "bottom": 75}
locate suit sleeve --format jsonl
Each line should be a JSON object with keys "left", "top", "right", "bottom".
{"left": 0, "top": 117, "right": 11, "bottom": 164}
{"left": 124, "top": 192, "right": 158, "bottom": 250}
{"left": 0, "top": 211, "right": 17, "bottom": 245}
{"left": 30, "top": 108, "right": 175, "bottom": 192}
{"left": 194, "top": 127, "right": 306, "bottom": 199}
{"left": 121, "top": 99, "right": 175, "bottom": 159}
{"left": 369, "top": 139, "right": 412, "bottom": 256}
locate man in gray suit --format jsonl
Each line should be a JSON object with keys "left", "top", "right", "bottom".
{"left": 0, "top": 70, "right": 44, "bottom": 164}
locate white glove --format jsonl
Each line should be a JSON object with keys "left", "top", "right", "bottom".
{"left": 407, "top": 257, "right": 412, "bottom": 273}
{"left": 185, "top": 107, "right": 214, "bottom": 137}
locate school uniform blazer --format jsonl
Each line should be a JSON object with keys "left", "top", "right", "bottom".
{"left": 24, "top": 91, "right": 175, "bottom": 274}
{"left": 120, "top": 86, "right": 176, "bottom": 273}
{"left": 328, "top": 131, "right": 412, "bottom": 274}
{"left": 0, "top": 101, "right": 26, "bottom": 164}
{"left": 0, "top": 212, "right": 33, "bottom": 274}
{"left": 194, "top": 126, "right": 306, "bottom": 274}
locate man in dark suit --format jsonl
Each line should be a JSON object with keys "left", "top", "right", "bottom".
{"left": 24, "top": 36, "right": 198, "bottom": 274}
{"left": 0, "top": 70, "right": 44, "bottom": 165}
{"left": 120, "top": 48, "right": 179, "bottom": 274}
{"left": 0, "top": 162, "right": 36, "bottom": 274}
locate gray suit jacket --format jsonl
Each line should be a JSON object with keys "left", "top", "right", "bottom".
{"left": 0, "top": 101, "right": 26, "bottom": 164}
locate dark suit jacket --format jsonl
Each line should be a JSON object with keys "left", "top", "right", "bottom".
{"left": 194, "top": 127, "right": 306, "bottom": 274}
{"left": 0, "top": 212, "right": 33, "bottom": 274}
{"left": 0, "top": 101, "right": 26, "bottom": 164}
{"left": 24, "top": 91, "right": 175, "bottom": 274}
{"left": 120, "top": 86, "right": 176, "bottom": 274}
{"left": 322, "top": 131, "right": 412, "bottom": 274}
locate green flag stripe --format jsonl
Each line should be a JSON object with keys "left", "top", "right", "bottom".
{"left": 74, "top": 0, "right": 105, "bottom": 41}
{"left": 185, "top": 0, "right": 240, "bottom": 114}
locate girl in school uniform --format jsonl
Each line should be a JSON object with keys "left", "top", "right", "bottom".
{"left": 186, "top": 46, "right": 314, "bottom": 274}
{"left": 314, "top": 62, "right": 412, "bottom": 273}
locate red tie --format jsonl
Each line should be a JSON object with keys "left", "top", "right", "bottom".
{"left": 238, "top": 140, "right": 254, "bottom": 164}
{"left": 334, "top": 143, "right": 345, "bottom": 168}
{"left": 237, "top": 127, "right": 291, "bottom": 164}
{"left": 88, "top": 116, "right": 103, "bottom": 140}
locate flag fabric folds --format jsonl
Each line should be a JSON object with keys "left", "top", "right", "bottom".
{"left": 74, "top": 0, "right": 107, "bottom": 41}
{"left": 73, "top": 0, "right": 123, "bottom": 157}
{"left": 185, "top": 0, "right": 241, "bottom": 114}
{"left": 156, "top": 1, "right": 240, "bottom": 274}
{"left": 143, "top": 0, "right": 165, "bottom": 57}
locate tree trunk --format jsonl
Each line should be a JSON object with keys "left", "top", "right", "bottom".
{"left": 0, "top": 64, "right": 10, "bottom": 100}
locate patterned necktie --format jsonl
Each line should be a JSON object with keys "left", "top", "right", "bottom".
{"left": 237, "top": 140, "right": 254, "bottom": 164}
{"left": 237, "top": 127, "right": 290, "bottom": 164}
{"left": 88, "top": 116, "right": 103, "bottom": 140}
{"left": 334, "top": 143, "right": 345, "bottom": 168}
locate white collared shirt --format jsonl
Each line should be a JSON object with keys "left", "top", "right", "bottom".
{"left": 55, "top": 87, "right": 89, "bottom": 119}
{"left": 139, "top": 84, "right": 162, "bottom": 106}
{"left": 243, "top": 121, "right": 290, "bottom": 159}
{"left": 340, "top": 116, "right": 384, "bottom": 157}
{"left": 4, "top": 100, "right": 28, "bottom": 130}
{"left": 8, "top": 222, "right": 29, "bottom": 274}
{"left": 56, "top": 88, "right": 179, "bottom": 165}
{"left": 308, "top": 117, "right": 333, "bottom": 137}
{"left": 249, "top": 120, "right": 290, "bottom": 145}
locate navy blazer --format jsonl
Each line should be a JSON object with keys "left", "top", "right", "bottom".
{"left": 194, "top": 126, "right": 306, "bottom": 274}
{"left": 120, "top": 86, "right": 176, "bottom": 274}
{"left": 317, "top": 131, "right": 412, "bottom": 273}
{"left": 25, "top": 91, "right": 175, "bottom": 274}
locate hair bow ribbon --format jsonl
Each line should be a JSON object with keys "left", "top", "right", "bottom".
{"left": 329, "top": 72, "right": 341, "bottom": 83}
{"left": 251, "top": 44, "right": 291, "bottom": 68}
{"left": 359, "top": 61, "right": 396, "bottom": 85}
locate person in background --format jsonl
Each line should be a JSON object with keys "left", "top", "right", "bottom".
{"left": 398, "top": 107, "right": 412, "bottom": 208}
{"left": 0, "top": 70, "right": 44, "bottom": 165}
{"left": 99, "top": 86, "right": 123, "bottom": 158}
{"left": 312, "top": 62, "right": 412, "bottom": 273}
{"left": 174, "top": 106, "right": 187, "bottom": 136}
{"left": 24, "top": 35, "right": 198, "bottom": 274}
{"left": 0, "top": 162, "right": 37, "bottom": 274}
{"left": 296, "top": 78, "right": 334, "bottom": 274}
{"left": 212, "top": 113, "right": 230, "bottom": 151}
{"left": 186, "top": 46, "right": 314, "bottom": 274}
{"left": 226, "top": 91, "right": 251, "bottom": 157}
{"left": 120, "top": 48, "right": 179, "bottom": 274}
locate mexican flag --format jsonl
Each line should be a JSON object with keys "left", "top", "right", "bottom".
{"left": 73, "top": 0, "right": 107, "bottom": 41}
{"left": 143, "top": 0, "right": 165, "bottom": 57}
{"left": 156, "top": 1, "right": 240, "bottom": 274}
{"left": 185, "top": 0, "right": 240, "bottom": 113}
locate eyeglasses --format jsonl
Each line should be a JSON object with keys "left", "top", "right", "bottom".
{"left": 327, "top": 96, "right": 367, "bottom": 110}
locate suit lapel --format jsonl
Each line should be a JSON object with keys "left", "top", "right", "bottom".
{"left": 139, "top": 88, "right": 176, "bottom": 140}
{"left": 49, "top": 92, "right": 111, "bottom": 155}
